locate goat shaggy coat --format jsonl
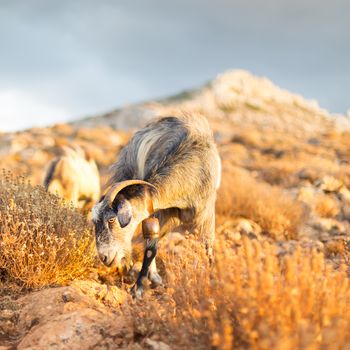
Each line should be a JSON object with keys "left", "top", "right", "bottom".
{"left": 92, "top": 112, "right": 221, "bottom": 297}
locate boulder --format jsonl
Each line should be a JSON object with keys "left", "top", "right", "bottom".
{"left": 14, "top": 281, "right": 130, "bottom": 349}
{"left": 17, "top": 309, "right": 130, "bottom": 350}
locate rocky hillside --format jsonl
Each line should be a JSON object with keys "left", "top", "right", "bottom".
{"left": 73, "top": 70, "right": 350, "bottom": 136}
{"left": 1, "top": 70, "right": 350, "bottom": 349}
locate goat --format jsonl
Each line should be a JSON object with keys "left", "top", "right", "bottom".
{"left": 92, "top": 112, "right": 221, "bottom": 298}
{"left": 43, "top": 145, "right": 100, "bottom": 212}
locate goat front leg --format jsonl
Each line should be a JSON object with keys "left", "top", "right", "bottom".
{"left": 130, "top": 217, "right": 160, "bottom": 299}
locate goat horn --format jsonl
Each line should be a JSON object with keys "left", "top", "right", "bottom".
{"left": 106, "top": 180, "right": 158, "bottom": 206}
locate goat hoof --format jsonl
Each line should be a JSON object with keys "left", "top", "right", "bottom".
{"left": 130, "top": 284, "right": 144, "bottom": 299}
{"left": 148, "top": 271, "right": 163, "bottom": 288}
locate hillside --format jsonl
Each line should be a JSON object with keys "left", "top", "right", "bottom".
{"left": 73, "top": 69, "right": 350, "bottom": 136}
{"left": 1, "top": 70, "right": 350, "bottom": 349}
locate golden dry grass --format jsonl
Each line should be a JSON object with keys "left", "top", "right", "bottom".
{"left": 314, "top": 195, "right": 340, "bottom": 218}
{"left": 216, "top": 163, "right": 306, "bottom": 240}
{"left": 0, "top": 156, "right": 349, "bottom": 349}
{"left": 128, "top": 236, "right": 350, "bottom": 350}
{"left": 0, "top": 172, "right": 95, "bottom": 288}
{"left": 1, "top": 75, "right": 350, "bottom": 348}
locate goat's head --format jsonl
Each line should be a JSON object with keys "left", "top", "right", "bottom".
{"left": 91, "top": 180, "right": 156, "bottom": 269}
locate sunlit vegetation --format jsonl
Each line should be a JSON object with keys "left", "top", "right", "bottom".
{"left": 129, "top": 236, "right": 350, "bottom": 349}
{"left": 0, "top": 172, "right": 349, "bottom": 349}
{"left": 0, "top": 172, "right": 95, "bottom": 288}
{"left": 1, "top": 72, "right": 350, "bottom": 348}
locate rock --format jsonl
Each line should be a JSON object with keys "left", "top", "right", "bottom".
{"left": 231, "top": 231, "right": 242, "bottom": 241}
{"left": 11, "top": 281, "right": 131, "bottom": 350}
{"left": 275, "top": 240, "right": 299, "bottom": 256}
{"left": 144, "top": 338, "right": 172, "bottom": 350}
{"left": 17, "top": 281, "right": 127, "bottom": 334}
{"left": 70, "top": 280, "right": 127, "bottom": 308}
{"left": 51, "top": 123, "right": 74, "bottom": 136}
{"left": 17, "top": 287, "right": 88, "bottom": 332}
{"left": 218, "top": 218, "right": 262, "bottom": 243}
{"left": 276, "top": 239, "right": 324, "bottom": 257}
{"left": 307, "top": 137, "right": 320, "bottom": 145}
{"left": 338, "top": 186, "right": 350, "bottom": 203}
{"left": 312, "top": 218, "right": 346, "bottom": 236}
{"left": 232, "top": 218, "right": 262, "bottom": 237}
{"left": 125, "top": 344, "right": 144, "bottom": 350}
{"left": 0, "top": 309, "right": 16, "bottom": 320}
{"left": 297, "top": 186, "right": 318, "bottom": 207}
{"left": 17, "top": 309, "right": 130, "bottom": 350}
{"left": 298, "top": 224, "right": 321, "bottom": 241}
{"left": 235, "top": 219, "right": 253, "bottom": 234}
{"left": 300, "top": 239, "right": 324, "bottom": 252}
{"left": 341, "top": 204, "right": 350, "bottom": 221}
{"left": 319, "top": 232, "right": 331, "bottom": 242}
{"left": 318, "top": 176, "right": 343, "bottom": 193}
{"left": 297, "top": 168, "right": 320, "bottom": 184}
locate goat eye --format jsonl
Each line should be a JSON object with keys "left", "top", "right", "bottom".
{"left": 108, "top": 217, "right": 116, "bottom": 224}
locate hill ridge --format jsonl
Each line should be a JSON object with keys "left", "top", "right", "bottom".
{"left": 71, "top": 69, "right": 350, "bottom": 137}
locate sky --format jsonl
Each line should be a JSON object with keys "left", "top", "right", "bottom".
{"left": 0, "top": 0, "right": 349, "bottom": 131}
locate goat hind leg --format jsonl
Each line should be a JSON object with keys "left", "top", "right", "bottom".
{"left": 148, "top": 258, "right": 162, "bottom": 288}
{"left": 202, "top": 209, "right": 216, "bottom": 264}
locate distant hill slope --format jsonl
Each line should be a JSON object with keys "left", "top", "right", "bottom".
{"left": 1, "top": 69, "right": 350, "bottom": 187}
{"left": 72, "top": 70, "right": 350, "bottom": 137}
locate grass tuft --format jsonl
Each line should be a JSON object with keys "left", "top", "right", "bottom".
{"left": 216, "top": 164, "right": 306, "bottom": 239}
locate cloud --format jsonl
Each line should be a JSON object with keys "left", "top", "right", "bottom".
{"left": 0, "top": 90, "right": 69, "bottom": 131}
{"left": 0, "top": 0, "right": 349, "bottom": 131}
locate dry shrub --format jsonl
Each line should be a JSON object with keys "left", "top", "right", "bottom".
{"left": 128, "top": 238, "right": 212, "bottom": 349}
{"left": 231, "top": 129, "right": 263, "bottom": 148}
{"left": 257, "top": 163, "right": 296, "bottom": 186}
{"left": 129, "top": 236, "right": 350, "bottom": 350}
{"left": 0, "top": 172, "right": 95, "bottom": 288}
{"left": 254, "top": 155, "right": 341, "bottom": 187}
{"left": 324, "top": 240, "right": 347, "bottom": 258}
{"left": 211, "top": 237, "right": 350, "bottom": 349}
{"left": 314, "top": 195, "right": 340, "bottom": 218}
{"left": 216, "top": 164, "right": 306, "bottom": 239}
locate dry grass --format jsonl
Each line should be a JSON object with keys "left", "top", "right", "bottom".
{"left": 1, "top": 123, "right": 350, "bottom": 349}
{"left": 1, "top": 76, "right": 350, "bottom": 348}
{"left": 224, "top": 128, "right": 349, "bottom": 188}
{"left": 0, "top": 171, "right": 95, "bottom": 289}
{"left": 0, "top": 172, "right": 349, "bottom": 349}
{"left": 314, "top": 195, "right": 340, "bottom": 218}
{"left": 216, "top": 163, "right": 306, "bottom": 239}
{"left": 128, "top": 236, "right": 350, "bottom": 350}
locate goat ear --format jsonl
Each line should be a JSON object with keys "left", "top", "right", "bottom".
{"left": 112, "top": 198, "right": 133, "bottom": 228}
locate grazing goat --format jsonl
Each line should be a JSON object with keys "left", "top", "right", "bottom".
{"left": 92, "top": 113, "right": 221, "bottom": 298}
{"left": 43, "top": 145, "right": 100, "bottom": 211}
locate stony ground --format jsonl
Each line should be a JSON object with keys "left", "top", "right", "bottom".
{"left": 1, "top": 70, "right": 350, "bottom": 349}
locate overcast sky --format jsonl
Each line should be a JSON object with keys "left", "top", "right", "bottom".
{"left": 0, "top": 0, "right": 349, "bottom": 131}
